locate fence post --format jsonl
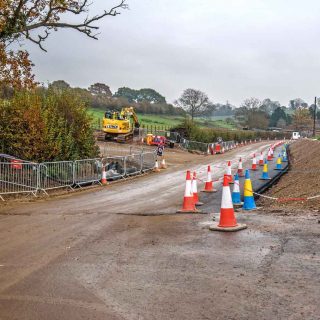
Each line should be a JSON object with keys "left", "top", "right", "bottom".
{"left": 124, "top": 156, "right": 127, "bottom": 176}
{"left": 36, "top": 163, "right": 40, "bottom": 193}
{"left": 72, "top": 161, "right": 76, "bottom": 186}
{"left": 141, "top": 151, "right": 144, "bottom": 172}
{"left": 140, "top": 154, "right": 143, "bottom": 172}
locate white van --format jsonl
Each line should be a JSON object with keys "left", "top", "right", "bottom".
{"left": 292, "top": 132, "right": 300, "bottom": 140}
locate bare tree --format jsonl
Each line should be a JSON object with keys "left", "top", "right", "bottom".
{"left": 241, "top": 97, "right": 262, "bottom": 110}
{"left": 175, "top": 88, "right": 212, "bottom": 121}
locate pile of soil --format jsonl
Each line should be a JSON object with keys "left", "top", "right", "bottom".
{"left": 259, "top": 139, "right": 320, "bottom": 212}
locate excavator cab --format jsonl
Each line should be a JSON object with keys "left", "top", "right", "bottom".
{"left": 105, "top": 111, "right": 113, "bottom": 119}
{"left": 99, "top": 107, "right": 140, "bottom": 142}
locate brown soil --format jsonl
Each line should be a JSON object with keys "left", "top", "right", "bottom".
{"left": 259, "top": 139, "right": 320, "bottom": 213}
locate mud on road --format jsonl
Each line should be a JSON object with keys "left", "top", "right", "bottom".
{"left": 0, "top": 141, "right": 319, "bottom": 320}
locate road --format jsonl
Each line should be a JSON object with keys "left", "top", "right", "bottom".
{"left": 0, "top": 141, "right": 319, "bottom": 320}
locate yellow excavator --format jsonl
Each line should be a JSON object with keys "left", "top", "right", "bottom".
{"left": 98, "top": 107, "right": 140, "bottom": 142}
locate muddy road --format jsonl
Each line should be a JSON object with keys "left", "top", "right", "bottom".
{"left": 0, "top": 141, "right": 319, "bottom": 320}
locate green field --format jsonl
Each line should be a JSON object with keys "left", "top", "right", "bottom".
{"left": 88, "top": 108, "right": 236, "bottom": 130}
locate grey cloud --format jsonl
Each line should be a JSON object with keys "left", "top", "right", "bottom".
{"left": 26, "top": 0, "right": 320, "bottom": 106}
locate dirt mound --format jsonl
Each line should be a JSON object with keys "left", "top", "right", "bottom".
{"left": 259, "top": 139, "right": 320, "bottom": 212}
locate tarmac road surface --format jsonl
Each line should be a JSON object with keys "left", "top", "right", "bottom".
{"left": 0, "top": 141, "right": 319, "bottom": 320}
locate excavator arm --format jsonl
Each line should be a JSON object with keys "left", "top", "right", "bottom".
{"left": 121, "top": 107, "right": 140, "bottom": 128}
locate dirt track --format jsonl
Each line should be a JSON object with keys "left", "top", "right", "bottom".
{"left": 0, "top": 141, "right": 319, "bottom": 320}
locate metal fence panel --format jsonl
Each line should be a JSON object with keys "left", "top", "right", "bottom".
{"left": 185, "top": 140, "right": 209, "bottom": 153}
{"left": 0, "top": 162, "right": 38, "bottom": 199}
{"left": 125, "top": 154, "right": 142, "bottom": 176}
{"left": 74, "top": 159, "right": 102, "bottom": 186}
{"left": 39, "top": 161, "right": 74, "bottom": 192}
{"left": 103, "top": 156, "right": 126, "bottom": 180}
{"left": 142, "top": 152, "right": 156, "bottom": 172}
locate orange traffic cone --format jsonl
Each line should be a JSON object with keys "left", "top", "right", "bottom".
{"left": 267, "top": 149, "right": 272, "bottom": 161}
{"left": 101, "top": 166, "right": 107, "bottom": 185}
{"left": 177, "top": 171, "right": 199, "bottom": 213}
{"left": 202, "top": 165, "right": 217, "bottom": 193}
{"left": 259, "top": 152, "right": 264, "bottom": 166}
{"left": 153, "top": 159, "right": 160, "bottom": 172}
{"left": 160, "top": 158, "right": 167, "bottom": 169}
{"left": 251, "top": 153, "right": 257, "bottom": 171}
{"left": 209, "top": 175, "right": 247, "bottom": 232}
{"left": 226, "top": 161, "right": 234, "bottom": 183}
{"left": 192, "top": 172, "right": 203, "bottom": 206}
{"left": 270, "top": 147, "right": 274, "bottom": 158}
{"left": 238, "top": 157, "right": 244, "bottom": 177}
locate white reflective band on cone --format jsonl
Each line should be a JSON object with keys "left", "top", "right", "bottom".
{"left": 185, "top": 180, "right": 193, "bottom": 197}
{"left": 233, "top": 180, "right": 240, "bottom": 193}
{"left": 192, "top": 179, "right": 197, "bottom": 193}
{"left": 221, "top": 186, "right": 233, "bottom": 209}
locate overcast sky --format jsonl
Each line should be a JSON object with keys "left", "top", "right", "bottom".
{"left": 26, "top": 0, "right": 320, "bottom": 106}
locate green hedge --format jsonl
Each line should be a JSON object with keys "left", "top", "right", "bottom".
{"left": 177, "top": 119, "right": 289, "bottom": 143}
{"left": 0, "top": 90, "right": 99, "bottom": 162}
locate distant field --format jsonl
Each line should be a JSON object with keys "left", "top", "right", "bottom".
{"left": 87, "top": 108, "right": 236, "bottom": 130}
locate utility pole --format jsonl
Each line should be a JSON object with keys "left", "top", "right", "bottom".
{"left": 313, "top": 97, "right": 317, "bottom": 137}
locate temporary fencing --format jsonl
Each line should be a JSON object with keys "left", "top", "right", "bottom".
{"left": 0, "top": 150, "right": 156, "bottom": 200}
{"left": 0, "top": 161, "right": 38, "bottom": 200}
{"left": 104, "top": 156, "right": 126, "bottom": 180}
{"left": 125, "top": 154, "right": 142, "bottom": 176}
{"left": 180, "top": 139, "right": 209, "bottom": 153}
{"left": 142, "top": 151, "right": 156, "bottom": 172}
{"left": 38, "top": 161, "right": 74, "bottom": 193}
{"left": 74, "top": 159, "right": 102, "bottom": 187}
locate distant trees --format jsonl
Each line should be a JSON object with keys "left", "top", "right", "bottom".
{"left": 49, "top": 80, "right": 71, "bottom": 91}
{"left": 202, "top": 103, "right": 234, "bottom": 117}
{"left": 236, "top": 98, "right": 268, "bottom": 129}
{"left": 114, "top": 87, "right": 166, "bottom": 104}
{"left": 241, "top": 97, "right": 262, "bottom": 109}
{"left": 175, "top": 88, "right": 213, "bottom": 121}
{"left": 293, "top": 108, "right": 312, "bottom": 130}
{"left": 247, "top": 110, "right": 269, "bottom": 129}
{"left": 137, "top": 88, "right": 166, "bottom": 104}
{"left": 269, "top": 107, "right": 291, "bottom": 127}
{"left": 43, "top": 81, "right": 184, "bottom": 116}
{"left": 260, "top": 99, "right": 281, "bottom": 115}
{"left": 289, "top": 98, "right": 308, "bottom": 110}
{"left": 276, "top": 118, "right": 287, "bottom": 128}
{"left": 89, "top": 83, "right": 112, "bottom": 96}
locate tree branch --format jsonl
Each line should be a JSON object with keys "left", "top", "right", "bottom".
{"left": 1, "top": 0, "right": 128, "bottom": 50}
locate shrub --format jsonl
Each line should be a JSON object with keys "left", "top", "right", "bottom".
{"left": 0, "top": 90, "right": 99, "bottom": 162}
